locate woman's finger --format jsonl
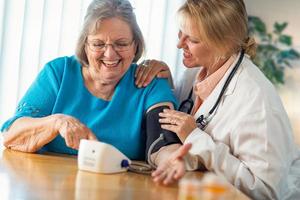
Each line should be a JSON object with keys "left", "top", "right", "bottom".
{"left": 65, "top": 131, "right": 74, "bottom": 148}
{"left": 87, "top": 130, "right": 98, "bottom": 140}
{"left": 153, "top": 170, "right": 168, "bottom": 183}
{"left": 152, "top": 168, "right": 164, "bottom": 177}
{"left": 163, "top": 168, "right": 177, "bottom": 185}
{"left": 174, "top": 167, "right": 185, "bottom": 179}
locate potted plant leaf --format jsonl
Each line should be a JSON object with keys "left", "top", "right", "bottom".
{"left": 248, "top": 16, "right": 300, "bottom": 86}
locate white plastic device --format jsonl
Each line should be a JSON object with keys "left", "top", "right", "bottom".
{"left": 78, "top": 139, "right": 131, "bottom": 174}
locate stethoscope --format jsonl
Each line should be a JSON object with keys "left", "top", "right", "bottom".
{"left": 178, "top": 50, "right": 245, "bottom": 130}
{"left": 128, "top": 50, "right": 245, "bottom": 174}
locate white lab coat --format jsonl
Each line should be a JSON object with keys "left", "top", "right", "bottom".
{"left": 175, "top": 53, "right": 300, "bottom": 200}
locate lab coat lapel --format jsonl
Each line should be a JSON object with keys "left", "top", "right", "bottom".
{"left": 193, "top": 52, "right": 244, "bottom": 121}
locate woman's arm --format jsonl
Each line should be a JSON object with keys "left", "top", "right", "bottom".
{"left": 145, "top": 102, "right": 189, "bottom": 184}
{"left": 3, "top": 114, "right": 97, "bottom": 153}
{"left": 145, "top": 102, "right": 180, "bottom": 162}
{"left": 3, "top": 116, "right": 58, "bottom": 152}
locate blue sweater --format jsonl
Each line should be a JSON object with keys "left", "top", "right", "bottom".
{"left": 1, "top": 56, "right": 177, "bottom": 159}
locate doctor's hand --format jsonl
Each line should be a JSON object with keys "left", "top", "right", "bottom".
{"left": 152, "top": 143, "right": 192, "bottom": 185}
{"left": 135, "top": 59, "right": 172, "bottom": 88}
{"left": 52, "top": 114, "right": 98, "bottom": 150}
{"left": 159, "top": 109, "right": 197, "bottom": 142}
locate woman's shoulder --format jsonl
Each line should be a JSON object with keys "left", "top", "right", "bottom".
{"left": 46, "top": 55, "right": 79, "bottom": 69}
{"left": 42, "top": 55, "right": 80, "bottom": 75}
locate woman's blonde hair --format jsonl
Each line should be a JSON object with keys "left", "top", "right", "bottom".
{"left": 75, "top": 0, "right": 145, "bottom": 67}
{"left": 178, "top": 0, "right": 256, "bottom": 58}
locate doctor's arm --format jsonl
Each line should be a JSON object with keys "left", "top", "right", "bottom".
{"left": 135, "top": 60, "right": 173, "bottom": 88}
{"left": 183, "top": 110, "right": 288, "bottom": 199}
{"left": 153, "top": 107, "right": 286, "bottom": 199}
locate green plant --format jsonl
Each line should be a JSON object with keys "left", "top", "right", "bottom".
{"left": 248, "top": 16, "right": 300, "bottom": 85}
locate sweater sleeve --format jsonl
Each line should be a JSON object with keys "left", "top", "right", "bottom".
{"left": 1, "top": 60, "right": 63, "bottom": 132}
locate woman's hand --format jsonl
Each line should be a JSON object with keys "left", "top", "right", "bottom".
{"left": 159, "top": 109, "right": 197, "bottom": 142}
{"left": 53, "top": 114, "right": 97, "bottom": 150}
{"left": 152, "top": 143, "right": 192, "bottom": 185}
{"left": 135, "top": 59, "right": 172, "bottom": 88}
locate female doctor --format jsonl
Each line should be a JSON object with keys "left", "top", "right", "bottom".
{"left": 135, "top": 0, "right": 300, "bottom": 199}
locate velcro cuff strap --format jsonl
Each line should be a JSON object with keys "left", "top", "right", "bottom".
{"left": 145, "top": 105, "right": 182, "bottom": 160}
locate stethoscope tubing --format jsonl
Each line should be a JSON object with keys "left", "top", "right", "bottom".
{"left": 180, "top": 50, "right": 245, "bottom": 130}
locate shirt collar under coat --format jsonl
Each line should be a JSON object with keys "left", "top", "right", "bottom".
{"left": 193, "top": 51, "right": 245, "bottom": 120}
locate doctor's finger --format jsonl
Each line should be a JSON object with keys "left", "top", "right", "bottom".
{"left": 135, "top": 65, "right": 142, "bottom": 78}
{"left": 138, "top": 67, "right": 154, "bottom": 87}
{"left": 159, "top": 110, "right": 182, "bottom": 118}
{"left": 161, "top": 124, "right": 179, "bottom": 133}
{"left": 164, "top": 109, "right": 189, "bottom": 118}
{"left": 141, "top": 65, "right": 166, "bottom": 86}
{"left": 161, "top": 109, "right": 187, "bottom": 117}
{"left": 159, "top": 117, "right": 181, "bottom": 125}
{"left": 157, "top": 70, "right": 171, "bottom": 78}
{"left": 135, "top": 66, "right": 150, "bottom": 87}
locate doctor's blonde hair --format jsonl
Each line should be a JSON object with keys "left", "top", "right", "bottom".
{"left": 178, "top": 0, "right": 256, "bottom": 59}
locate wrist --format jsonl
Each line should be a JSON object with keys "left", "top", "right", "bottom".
{"left": 153, "top": 144, "right": 181, "bottom": 166}
{"left": 47, "top": 114, "right": 62, "bottom": 136}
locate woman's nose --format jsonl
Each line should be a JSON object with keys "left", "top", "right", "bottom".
{"left": 103, "top": 45, "right": 118, "bottom": 58}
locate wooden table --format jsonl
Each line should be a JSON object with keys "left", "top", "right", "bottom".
{"left": 0, "top": 146, "right": 250, "bottom": 200}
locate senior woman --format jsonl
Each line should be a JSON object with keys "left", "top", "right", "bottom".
{"left": 1, "top": 0, "right": 181, "bottom": 164}
{"left": 136, "top": 0, "right": 300, "bottom": 199}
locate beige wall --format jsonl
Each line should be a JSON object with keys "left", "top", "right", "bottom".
{"left": 245, "top": 0, "right": 300, "bottom": 46}
{"left": 245, "top": 0, "right": 300, "bottom": 144}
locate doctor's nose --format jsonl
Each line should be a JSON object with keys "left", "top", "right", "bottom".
{"left": 177, "top": 35, "right": 186, "bottom": 49}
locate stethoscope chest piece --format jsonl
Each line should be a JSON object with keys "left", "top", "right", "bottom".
{"left": 196, "top": 114, "right": 208, "bottom": 130}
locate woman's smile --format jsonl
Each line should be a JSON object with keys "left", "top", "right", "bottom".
{"left": 101, "top": 59, "right": 121, "bottom": 68}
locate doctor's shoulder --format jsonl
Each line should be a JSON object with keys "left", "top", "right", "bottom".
{"left": 233, "top": 58, "right": 285, "bottom": 112}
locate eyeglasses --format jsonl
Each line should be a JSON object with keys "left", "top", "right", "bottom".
{"left": 86, "top": 40, "right": 134, "bottom": 53}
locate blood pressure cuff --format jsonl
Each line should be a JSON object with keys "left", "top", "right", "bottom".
{"left": 144, "top": 105, "right": 182, "bottom": 161}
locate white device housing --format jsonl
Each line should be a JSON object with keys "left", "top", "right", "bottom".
{"left": 78, "top": 139, "right": 131, "bottom": 174}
